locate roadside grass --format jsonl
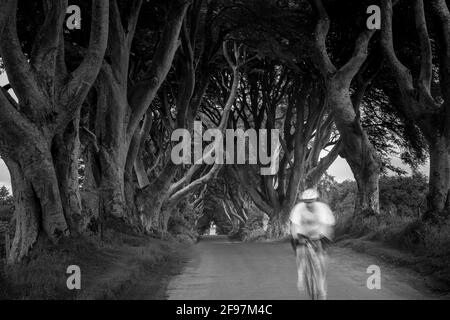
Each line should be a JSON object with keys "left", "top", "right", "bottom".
{"left": 0, "top": 230, "right": 187, "bottom": 300}
{"left": 335, "top": 212, "right": 450, "bottom": 293}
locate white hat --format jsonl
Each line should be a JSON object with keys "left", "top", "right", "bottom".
{"left": 300, "top": 188, "right": 319, "bottom": 201}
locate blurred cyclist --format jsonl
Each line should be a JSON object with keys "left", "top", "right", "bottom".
{"left": 289, "top": 188, "right": 335, "bottom": 300}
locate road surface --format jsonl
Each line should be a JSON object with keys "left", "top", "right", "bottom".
{"left": 167, "top": 235, "right": 439, "bottom": 300}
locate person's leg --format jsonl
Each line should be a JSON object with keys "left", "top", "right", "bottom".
{"left": 316, "top": 242, "right": 328, "bottom": 300}
{"left": 304, "top": 242, "right": 322, "bottom": 300}
{"left": 295, "top": 245, "right": 306, "bottom": 294}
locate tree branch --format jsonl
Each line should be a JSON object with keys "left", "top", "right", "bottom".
{"left": 336, "top": 30, "right": 375, "bottom": 86}
{"left": 64, "top": 0, "right": 109, "bottom": 116}
{"left": 0, "top": 0, "right": 42, "bottom": 105}
{"left": 125, "top": 0, "right": 143, "bottom": 47}
{"left": 308, "top": 0, "right": 336, "bottom": 76}
{"left": 414, "top": 0, "right": 433, "bottom": 93}
{"left": 127, "top": 0, "right": 191, "bottom": 138}
{"left": 30, "top": 0, "right": 67, "bottom": 75}
{"left": 381, "top": 0, "right": 415, "bottom": 91}
{"left": 306, "top": 139, "right": 342, "bottom": 187}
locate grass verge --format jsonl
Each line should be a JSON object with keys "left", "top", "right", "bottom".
{"left": 0, "top": 231, "right": 189, "bottom": 300}
{"left": 335, "top": 212, "right": 450, "bottom": 294}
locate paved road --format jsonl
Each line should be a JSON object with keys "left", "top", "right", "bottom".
{"left": 167, "top": 235, "right": 439, "bottom": 300}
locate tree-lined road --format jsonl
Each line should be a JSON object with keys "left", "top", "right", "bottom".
{"left": 167, "top": 236, "right": 437, "bottom": 300}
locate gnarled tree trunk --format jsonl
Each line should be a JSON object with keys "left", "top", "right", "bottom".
{"left": 53, "top": 115, "right": 83, "bottom": 234}
{"left": 136, "top": 162, "right": 179, "bottom": 233}
{"left": 88, "top": 0, "right": 189, "bottom": 230}
{"left": 266, "top": 209, "right": 290, "bottom": 239}
{"left": 2, "top": 134, "right": 70, "bottom": 262}
{"left": 309, "top": 0, "right": 381, "bottom": 216}
{"left": 425, "top": 135, "right": 450, "bottom": 218}
{"left": 381, "top": 0, "right": 450, "bottom": 220}
{"left": 4, "top": 158, "right": 41, "bottom": 263}
{"left": 330, "top": 86, "right": 380, "bottom": 215}
{"left": 0, "top": 0, "right": 109, "bottom": 263}
{"left": 98, "top": 148, "right": 127, "bottom": 220}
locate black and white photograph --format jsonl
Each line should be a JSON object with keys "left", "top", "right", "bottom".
{"left": 0, "top": 0, "right": 450, "bottom": 308}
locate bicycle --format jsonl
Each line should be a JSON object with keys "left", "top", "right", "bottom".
{"left": 293, "top": 234, "right": 328, "bottom": 300}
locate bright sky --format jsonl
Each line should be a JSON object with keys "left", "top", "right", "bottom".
{"left": 0, "top": 157, "right": 360, "bottom": 192}
{"left": 0, "top": 143, "right": 427, "bottom": 192}
{"left": 0, "top": 73, "right": 428, "bottom": 192}
{"left": 327, "top": 154, "right": 428, "bottom": 182}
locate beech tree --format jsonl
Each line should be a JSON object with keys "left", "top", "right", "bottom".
{"left": 0, "top": 1, "right": 14, "bottom": 33}
{"left": 137, "top": 40, "right": 251, "bottom": 235}
{"left": 381, "top": 0, "right": 450, "bottom": 220}
{"left": 1, "top": 0, "right": 444, "bottom": 261}
{"left": 192, "top": 2, "right": 343, "bottom": 236}
{"left": 307, "top": 0, "right": 382, "bottom": 215}
{"left": 78, "top": 0, "right": 190, "bottom": 229}
{"left": 119, "top": 0, "right": 261, "bottom": 234}
{"left": 196, "top": 56, "right": 337, "bottom": 236}
{"left": 0, "top": 0, "right": 109, "bottom": 262}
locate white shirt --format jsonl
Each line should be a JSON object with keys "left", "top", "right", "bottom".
{"left": 289, "top": 201, "right": 335, "bottom": 240}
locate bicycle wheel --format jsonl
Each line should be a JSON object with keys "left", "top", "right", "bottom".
{"left": 303, "top": 242, "right": 322, "bottom": 300}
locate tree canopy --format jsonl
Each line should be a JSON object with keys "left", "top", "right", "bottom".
{"left": 0, "top": 0, "right": 448, "bottom": 263}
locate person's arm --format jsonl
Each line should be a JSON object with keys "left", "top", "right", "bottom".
{"left": 317, "top": 203, "right": 335, "bottom": 250}
{"left": 321, "top": 219, "right": 334, "bottom": 250}
{"left": 318, "top": 203, "right": 335, "bottom": 240}
{"left": 321, "top": 225, "right": 334, "bottom": 241}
